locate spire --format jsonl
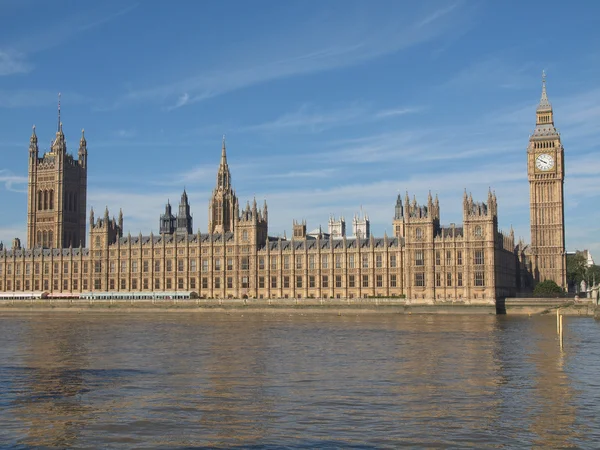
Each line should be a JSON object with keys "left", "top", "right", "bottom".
{"left": 90, "top": 207, "right": 95, "bottom": 226}
{"left": 222, "top": 134, "right": 227, "bottom": 161}
{"left": 29, "top": 125, "right": 38, "bottom": 154}
{"left": 216, "top": 135, "right": 231, "bottom": 190}
{"left": 394, "top": 193, "right": 403, "bottom": 220}
{"left": 57, "top": 92, "right": 61, "bottom": 132}
{"left": 118, "top": 208, "right": 123, "bottom": 230}
{"left": 537, "top": 70, "right": 552, "bottom": 112}
{"left": 181, "top": 188, "right": 188, "bottom": 204}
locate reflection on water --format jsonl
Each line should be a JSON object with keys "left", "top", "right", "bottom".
{"left": 0, "top": 313, "right": 599, "bottom": 448}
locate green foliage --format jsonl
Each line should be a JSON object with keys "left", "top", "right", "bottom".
{"left": 587, "top": 265, "right": 600, "bottom": 284}
{"left": 566, "top": 253, "right": 600, "bottom": 288}
{"left": 533, "top": 279, "right": 563, "bottom": 296}
{"left": 567, "top": 253, "right": 587, "bottom": 286}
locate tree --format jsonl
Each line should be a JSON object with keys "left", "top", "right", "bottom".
{"left": 586, "top": 265, "right": 600, "bottom": 286}
{"left": 566, "top": 253, "right": 587, "bottom": 288}
{"left": 534, "top": 279, "right": 563, "bottom": 297}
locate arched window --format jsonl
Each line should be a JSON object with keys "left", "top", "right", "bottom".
{"left": 37, "top": 231, "right": 42, "bottom": 246}
{"left": 43, "top": 231, "right": 48, "bottom": 247}
{"left": 49, "top": 190, "right": 54, "bottom": 210}
{"left": 73, "top": 193, "right": 77, "bottom": 212}
{"left": 48, "top": 231, "right": 53, "bottom": 248}
{"left": 38, "top": 191, "right": 43, "bottom": 210}
{"left": 95, "top": 236, "right": 101, "bottom": 248}
{"left": 43, "top": 190, "right": 48, "bottom": 210}
{"left": 415, "top": 228, "right": 423, "bottom": 240}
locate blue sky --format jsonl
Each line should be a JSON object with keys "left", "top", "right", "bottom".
{"left": 1, "top": 1, "right": 599, "bottom": 254}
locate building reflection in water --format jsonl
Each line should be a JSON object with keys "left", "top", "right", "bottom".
{"left": 0, "top": 313, "right": 595, "bottom": 448}
{"left": 10, "top": 315, "right": 92, "bottom": 448}
{"left": 528, "top": 317, "right": 581, "bottom": 448}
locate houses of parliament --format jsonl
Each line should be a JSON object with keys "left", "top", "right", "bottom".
{"left": 0, "top": 76, "right": 566, "bottom": 303}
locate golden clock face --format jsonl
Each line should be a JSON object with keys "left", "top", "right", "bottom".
{"left": 535, "top": 153, "right": 554, "bottom": 171}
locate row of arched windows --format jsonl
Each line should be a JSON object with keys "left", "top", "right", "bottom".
{"left": 37, "top": 190, "right": 54, "bottom": 210}
{"left": 539, "top": 114, "right": 551, "bottom": 123}
{"left": 534, "top": 141, "right": 555, "bottom": 149}
{"left": 36, "top": 190, "right": 78, "bottom": 212}
{"left": 36, "top": 230, "right": 54, "bottom": 248}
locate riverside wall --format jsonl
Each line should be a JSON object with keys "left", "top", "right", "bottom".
{"left": 1, "top": 297, "right": 596, "bottom": 316}
{"left": 0, "top": 297, "right": 496, "bottom": 315}
{"left": 499, "top": 297, "right": 597, "bottom": 316}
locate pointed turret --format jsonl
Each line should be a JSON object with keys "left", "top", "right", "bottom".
{"left": 537, "top": 70, "right": 552, "bottom": 113}
{"left": 78, "top": 128, "right": 88, "bottom": 168}
{"left": 181, "top": 188, "right": 188, "bottom": 204}
{"left": 209, "top": 136, "right": 238, "bottom": 233}
{"left": 104, "top": 206, "right": 109, "bottom": 222}
{"left": 394, "top": 193, "right": 403, "bottom": 219}
{"left": 177, "top": 187, "right": 193, "bottom": 235}
{"left": 79, "top": 129, "right": 86, "bottom": 148}
{"left": 57, "top": 92, "right": 61, "bottom": 132}
{"left": 216, "top": 135, "right": 231, "bottom": 190}
{"left": 534, "top": 71, "right": 558, "bottom": 132}
{"left": 118, "top": 208, "right": 123, "bottom": 231}
{"left": 89, "top": 207, "right": 95, "bottom": 226}
{"left": 29, "top": 125, "right": 38, "bottom": 155}
{"left": 263, "top": 199, "right": 268, "bottom": 222}
{"left": 50, "top": 93, "right": 67, "bottom": 155}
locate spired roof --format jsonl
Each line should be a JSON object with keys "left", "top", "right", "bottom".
{"left": 537, "top": 70, "right": 552, "bottom": 112}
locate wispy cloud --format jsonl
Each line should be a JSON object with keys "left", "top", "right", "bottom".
{"left": 117, "top": 3, "right": 472, "bottom": 109}
{"left": 240, "top": 103, "right": 365, "bottom": 133}
{"left": 416, "top": 2, "right": 461, "bottom": 28}
{"left": 0, "top": 49, "right": 31, "bottom": 76}
{"left": 12, "top": 4, "right": 140, "bottom": 56}
{"left": 240, "top": 103, "right": 421, "bottom": 134}
{"left": 270, "top": 169, "right": 338, "bottom": 179}
{"left": 1, "top": 4, "right": 139, "bottom": 81}
{"left": 0, "top": 170, "right": 27, "bottom": 193}
{"left": 0, "top": 89, "right": 88, "bottom": 109}
{"left": 375, "top": 107, "right": 421, "bottom": 119}
{"left": 445, "top": 56, "right": 539, "bottom": 91}
{"left": 168, "top": 93, "right": 190, "bottom": 111}
{"left": 114, "top": 129, "right": 137, "bottom": 139}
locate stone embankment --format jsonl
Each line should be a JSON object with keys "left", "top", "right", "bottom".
{"left": 500, "top": 297, "right": 597, "bottom": 317}
{"left": 0, "top": 297, "right": 496, "bottom": 314}
{"left": 2, "top": 297, "right": 596, "bottom": 316}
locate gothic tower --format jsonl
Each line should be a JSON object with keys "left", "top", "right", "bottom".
{"left": 208, "top": 137, "right": 238, "bottom": 234}
{"left": 527, "top": 72, "right": 566, "bottom": 289}
{"left": 26, "top": 96, "right": 88, "bottom": 249}
{"left": 176, "top": 189, "right": 193, "bottom": 236}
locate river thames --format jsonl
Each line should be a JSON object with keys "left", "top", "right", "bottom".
{"left": 0, "top": 313, "right": 599, "bottom": 448}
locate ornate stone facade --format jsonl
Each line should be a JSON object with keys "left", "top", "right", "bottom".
{"left": 0, "top": 77, "right": 567, "bottom": 301}
{"left": 527, "top": 72, "right": 567, "bottom": 289}
{"left": 26, "top": 98, "right": 87, "bottom": 249}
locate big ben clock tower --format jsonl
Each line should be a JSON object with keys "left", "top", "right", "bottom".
{"left": 528, "top": 72, "right": 566, "bottom": 289}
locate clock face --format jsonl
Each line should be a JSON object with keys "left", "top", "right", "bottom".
{"left": 535, "top": 153, "right": 555, "bottom": 171}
